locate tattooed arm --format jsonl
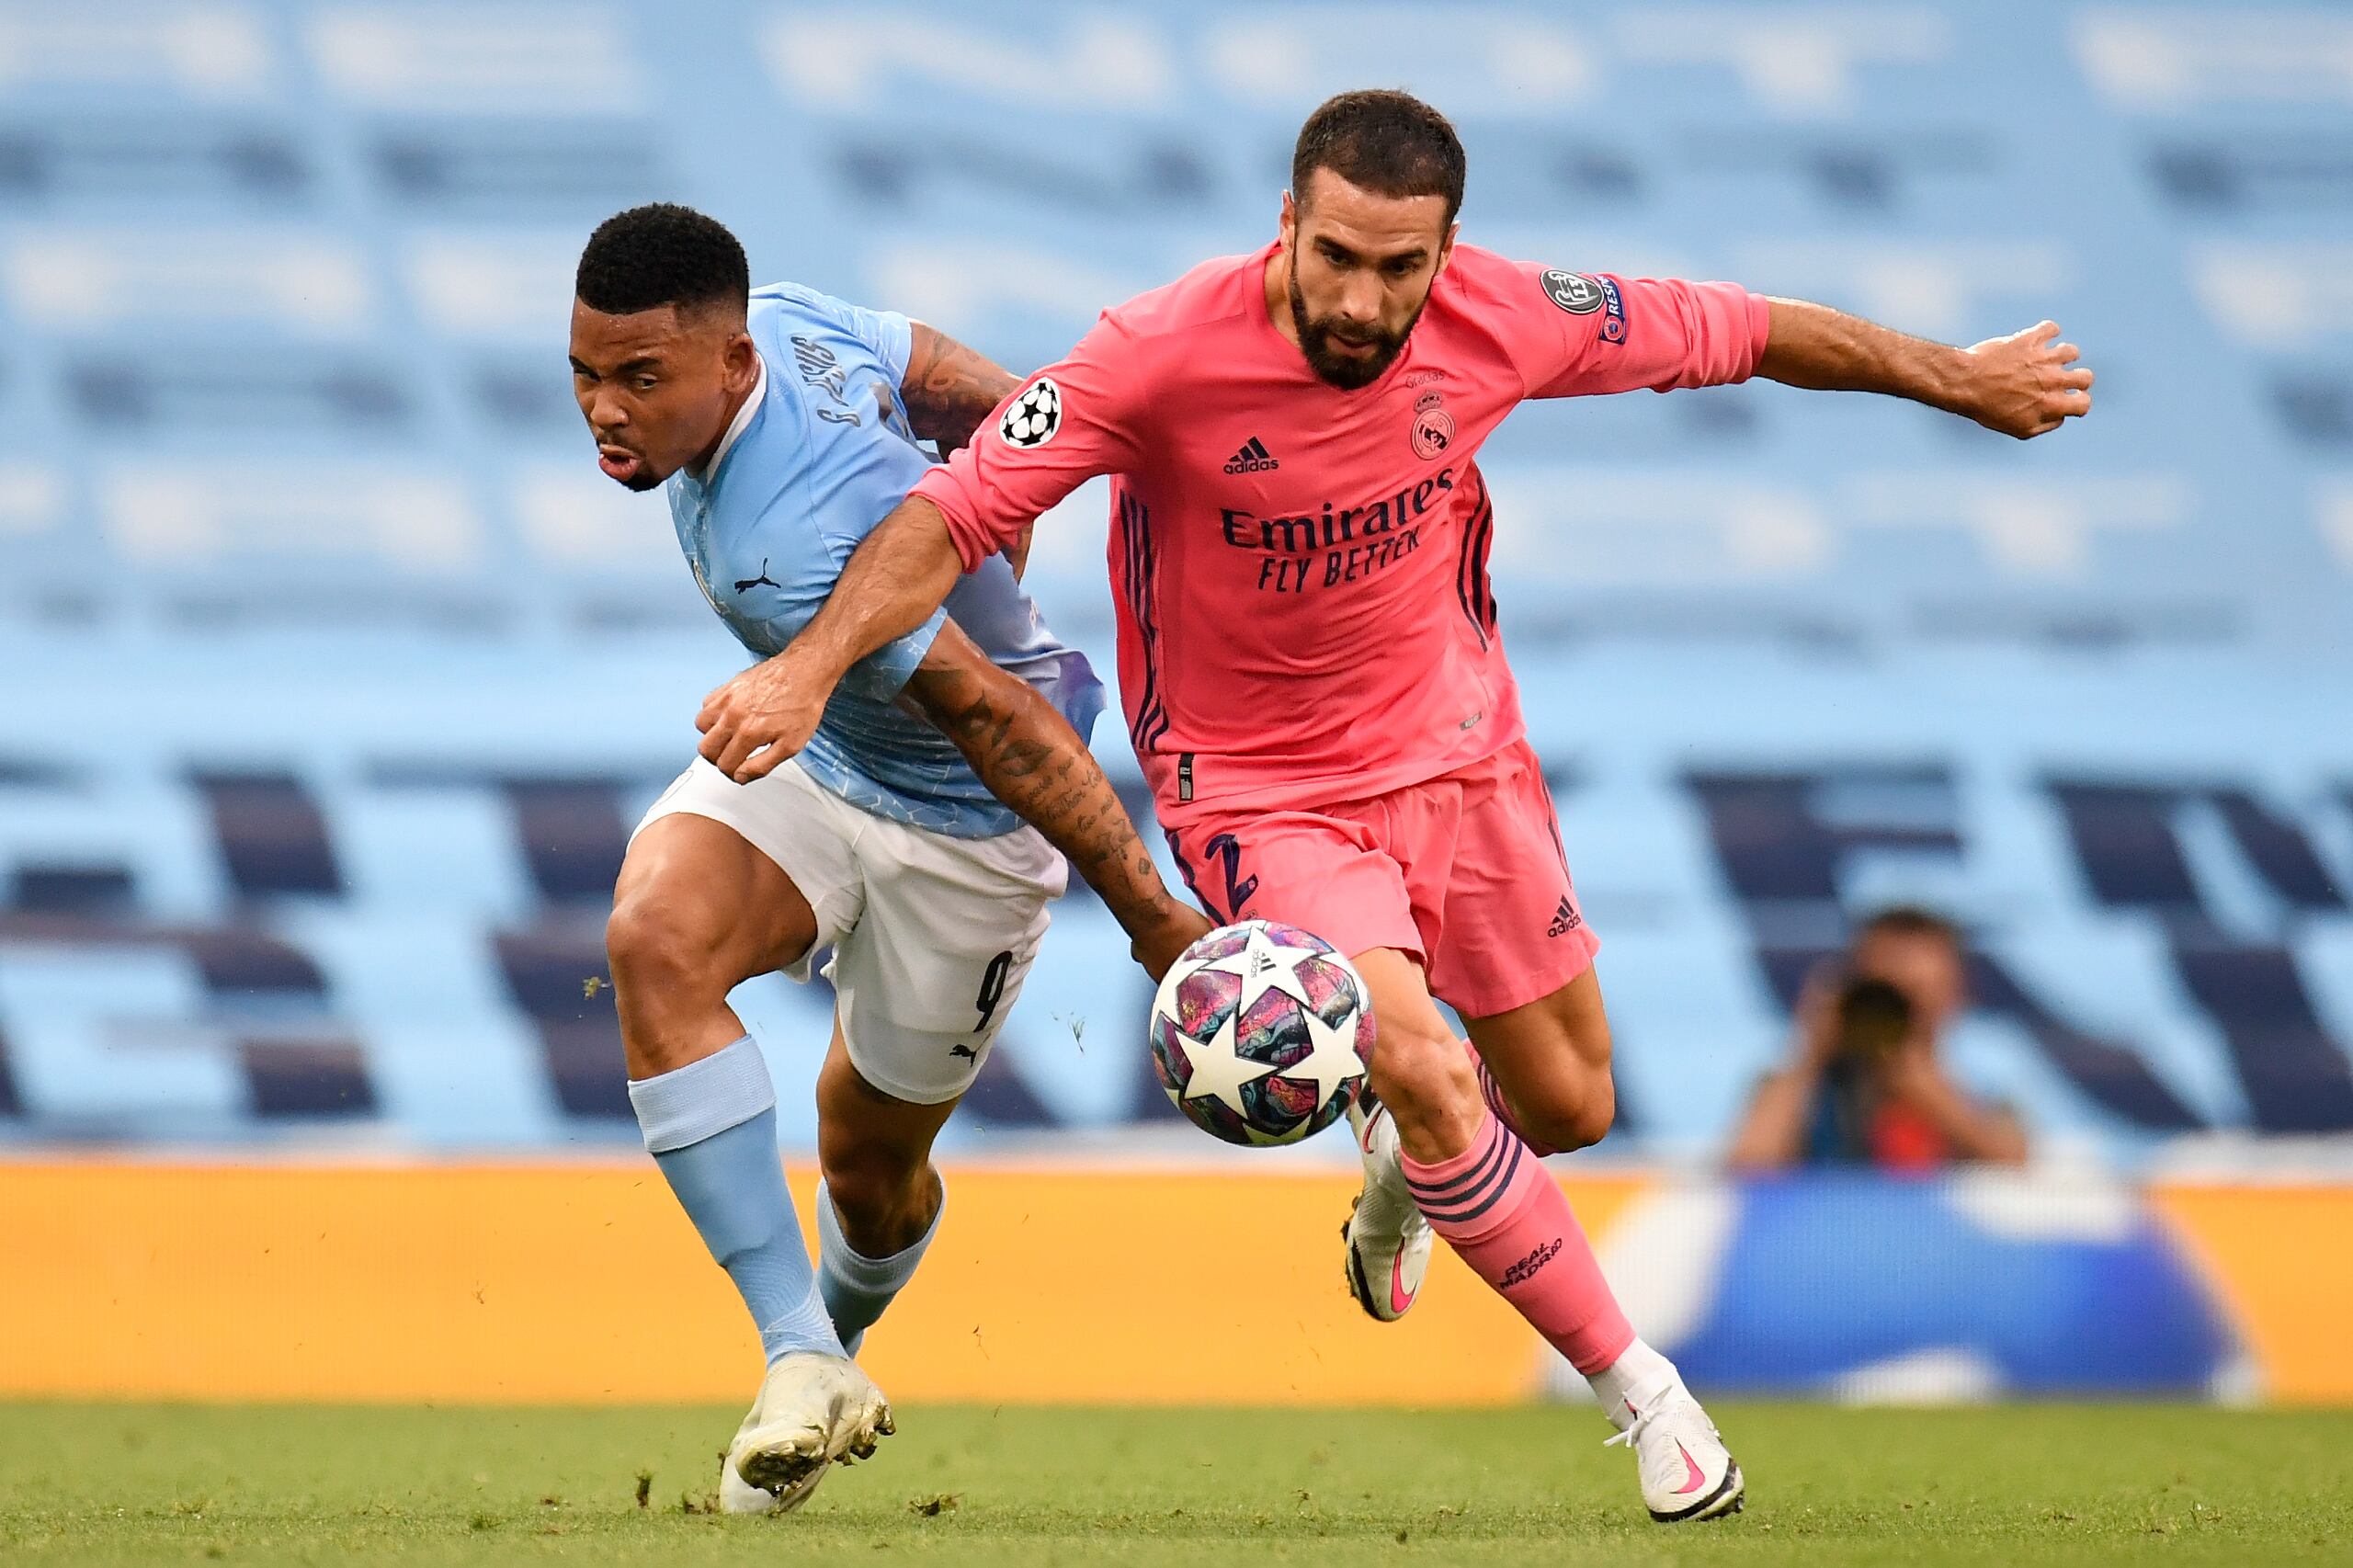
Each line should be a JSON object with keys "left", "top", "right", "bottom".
{"left": 902, "top": 321, "right": 1017, "bottom": 455}
{"left": 902, "top": 619, "right": 1211, "bottom": 980}
{"left": 901, "top": 321, "right": 1035, "bottom": 574}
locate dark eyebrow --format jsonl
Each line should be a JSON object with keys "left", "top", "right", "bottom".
{"left": 614, "top": 356, "right": 661, "bottom": 376}
{"left": 1317, "top": 237, "right": 1427, "bottom": 269}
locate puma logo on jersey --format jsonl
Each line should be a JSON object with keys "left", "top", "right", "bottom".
{"left": 734, "top": 559, "right": 780, "bottom": 593}
{"left": 949, "top": 1043, "right": 980, "bottom": 1061}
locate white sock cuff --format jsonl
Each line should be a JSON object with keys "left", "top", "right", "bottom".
{"left": 817, "top": 1176, "right": 945, "bottom": 1286}
{"left": 1590, "top": 1337, "right": 1677, "bottom": 1421}
{"left": 627, "top": 1035, "right": 776, "bottom": 1153}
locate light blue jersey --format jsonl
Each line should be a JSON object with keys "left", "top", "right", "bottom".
{"left": 667, "top": 282, "right": 1103, "bottom": 838}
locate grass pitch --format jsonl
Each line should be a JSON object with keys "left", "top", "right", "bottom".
{"left": 0, "top": 1402, "right": 2345, "bottom": 1566}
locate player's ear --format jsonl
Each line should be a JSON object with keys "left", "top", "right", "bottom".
{"left": 1279, "top": 189, "right": 1297, "bottom": 245}
{"left": 1435, "top": 222, "right": 1459, "bottom": 274}
{"left": 722, "top": 327, "right": 757, "bottom": 392}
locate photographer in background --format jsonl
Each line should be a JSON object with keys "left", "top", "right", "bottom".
{"left": 1726, "top": 907, "right": 2029, "bottom": 1172}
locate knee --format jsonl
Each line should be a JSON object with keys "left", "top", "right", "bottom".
{"left": 605, "top": 894, "right": 725, "bottom": 997}
{"left": 1516, "top": 1074, "right": 1616, "bottom": 1153}
{"left": 1366, "top": 1019, "right": 1483, "bottom": 1156}
{"left": 605, "top": 896, "right": 740, "bottom": 1078}
{"left": 1369, "top": 1020, "right": 1477, "bottom": 1107}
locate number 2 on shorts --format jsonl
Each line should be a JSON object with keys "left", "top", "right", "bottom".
{"left": 1204, "top": 832, "right": 1258, "bottom": 920}
{"left": 972, "top": 949, "right": 1015, "bottom": 1031}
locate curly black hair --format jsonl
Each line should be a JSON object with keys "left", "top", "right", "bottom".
{"left": 575, "top": 202, "right": 749, "bottom": 316}
{"left": 1291, "top": 89, "right": 1466, "bottom": 226}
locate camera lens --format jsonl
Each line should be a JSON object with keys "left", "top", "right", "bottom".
{"left": 1836, "top": 976, "right": 1914, "bottom": 1057}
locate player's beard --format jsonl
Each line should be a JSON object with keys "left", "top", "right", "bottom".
{"left": 1289, "top": 259, "right": 1427, "bottom": 390}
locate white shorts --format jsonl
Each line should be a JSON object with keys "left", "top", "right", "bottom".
{"left": 632, "top": 756, "right": 1067, "bottom": 1104}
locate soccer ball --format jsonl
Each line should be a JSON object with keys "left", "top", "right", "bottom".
{"left": 1148, "top": 919, "right": 1372, "bottom": 1146}
{"left": 997, "top": 375, "right": 1063, "bottom": 449}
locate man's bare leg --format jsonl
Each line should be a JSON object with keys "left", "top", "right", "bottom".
{"left": 1352, "top": 949, "right": 1744, "bottom": 1522}
{"left": 810, "top": 1025, "right": 959, "bottom": 1355}
{"left": 608, "top": 814, "right": 888, "bottom": 1508}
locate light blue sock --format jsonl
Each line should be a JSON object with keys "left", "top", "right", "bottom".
{"left": 815, "top": 1176, "right": 943, "bottom": 1358}
{"left": 628, "top": 1036, "right": 843, "bottom": 1364}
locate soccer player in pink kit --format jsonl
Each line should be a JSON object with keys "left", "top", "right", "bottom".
{"left": 694, "top": 90, "right": 2094, "bottom": 1522}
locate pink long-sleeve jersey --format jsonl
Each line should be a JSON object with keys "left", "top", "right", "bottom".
{"left": 912, "top": 241, "right": 1770, "bottom": 826}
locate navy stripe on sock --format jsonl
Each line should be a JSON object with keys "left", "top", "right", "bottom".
{"left": 1405, "top": 1125, "right": 1508, "bottom": 1203}
{"left": 1414, "top": 1140, "right": 1518, "bottom": 1212}
{"left": 1415, "top": 1142, "right": 1525, "bottom": 1226}
{"left": 1412, "top": 1131, "right": 1521, "bottom": 1210}
{"left": 1477, "top": 1063, "right": 1509, "bottom": 1122}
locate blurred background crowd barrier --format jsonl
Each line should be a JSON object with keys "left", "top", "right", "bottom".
{"left": 0, "top": 2, "right": 2348, "bottom": 1403}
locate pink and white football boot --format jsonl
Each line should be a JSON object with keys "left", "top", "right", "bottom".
{"left": 1341, "top": 1094, "right": 1434, "bottom": 1322}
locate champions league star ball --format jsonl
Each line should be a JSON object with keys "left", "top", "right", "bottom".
{"left": 1149, "top": 920, "right": 1372, "bottom": 1146}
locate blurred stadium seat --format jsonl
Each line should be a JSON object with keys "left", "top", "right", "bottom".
{"left": 0, "top": 0, "right": 2348, "bottom": 1169}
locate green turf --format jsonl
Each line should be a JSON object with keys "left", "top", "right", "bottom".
{"left": 0, "top": 1402, "right": 2345, "bottom": 1566}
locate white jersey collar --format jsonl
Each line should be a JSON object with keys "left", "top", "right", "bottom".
{"left": 689, "top": 349, "right": 768, "bottom": 485}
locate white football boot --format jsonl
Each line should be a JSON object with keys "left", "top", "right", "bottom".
{"left": 1603, "top": 1375, "right": 1745, "bottom": 1523}
{"left": 719, "top": 1458, "right": 812, "bottom": 1516}
{"left": 718, "top": 1351, "right": 893, "bottom": 1515}
{"left": 1341, "top": 1094, "right": 1433, "bottom": 1323}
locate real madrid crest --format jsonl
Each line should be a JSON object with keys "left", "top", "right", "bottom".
{"left": 1410, "top": 389, "right": 1454, "bottom": 460}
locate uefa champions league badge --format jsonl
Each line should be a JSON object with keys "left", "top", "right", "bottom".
{"left": 998, "top": 377, "right": 1063, "bottom": 449}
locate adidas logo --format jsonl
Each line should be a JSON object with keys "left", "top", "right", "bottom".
{"left": 1547, "top": 897, "right": 1582, "bottom": 938}
{"left": 1223, "top": 436, "right": 1279, "bottom": 473}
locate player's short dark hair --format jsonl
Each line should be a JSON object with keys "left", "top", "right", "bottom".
{"left": 575, "top": 202, "right": 749, "bottom": 318}
{"left": 1291, "top": 89, "right": 1466, "bottom": 226}
{"left": 1854, "top": 904, "right": 1964, "bottom": 951}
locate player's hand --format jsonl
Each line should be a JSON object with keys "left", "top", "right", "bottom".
{"left": 1790, "top": 967, "right": 1844, "bottom": 1071}
{"left": 1131, "top": 902, "right": 1216, "bottom": 983}
{"left": 697, "top": 651, "right": 831, "bottom": 783}
{"left": 1956, "top": 321, "right": 2094, "bottom": 439}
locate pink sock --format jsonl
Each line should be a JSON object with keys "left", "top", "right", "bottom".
{"left": 1401, "top": 1110, "right": 1635, "bottom": 1375}
{"left": 1466, "top": 1046, "right": 1561, "bottom": 1156}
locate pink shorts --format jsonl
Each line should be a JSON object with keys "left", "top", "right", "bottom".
{"left": 1164, "top": 739, "right": 1601, "bottom": 1018}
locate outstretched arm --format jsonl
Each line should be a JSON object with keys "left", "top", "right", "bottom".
{"left": 697, "top": 494, "right": 965, "bottom": 780}
{"left": 1756, "top": 301, "right": 2094, "bottom": 439}
{"left": 903, "top": 620, "right": 1211, "bottom": 979}
{"left": 701, "top": 316, "right": 1141, "bottom": 783}
{"left": 1465, "top": 256, "right": 2091, "bottom": 439}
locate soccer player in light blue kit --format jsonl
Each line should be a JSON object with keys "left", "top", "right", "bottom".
{"left": 568, "top": 205, "right": 1207, "bottom": 1513}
